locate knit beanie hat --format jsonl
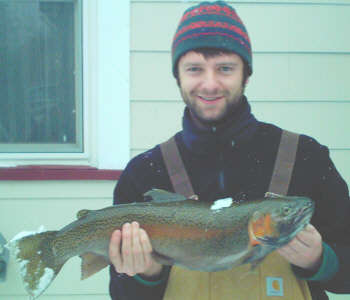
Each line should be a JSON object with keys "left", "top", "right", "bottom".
{"left": 171, "top": 1, "right": 252, "bottom": 77}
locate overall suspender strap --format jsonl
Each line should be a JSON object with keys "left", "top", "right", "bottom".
{"left": 160, "top": 130, "right": 299, "bottom": 197}
{"left": 160, "top": 136, "right": 195, "bottom": 197}
{"left": 268, "top": 130, "right": 299, "bottom": 195}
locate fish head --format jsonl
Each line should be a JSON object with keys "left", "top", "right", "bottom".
{"left": 248, "top": 196, "right": 314, "bottom": 247}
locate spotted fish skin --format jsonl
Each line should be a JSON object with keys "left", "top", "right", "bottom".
{"left": 6, "top": 189, "right": 314, "bottom": 299}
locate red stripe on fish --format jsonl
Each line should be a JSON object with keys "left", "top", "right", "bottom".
{"left": 143, "top": 223, "right": 235, "bottom": 240}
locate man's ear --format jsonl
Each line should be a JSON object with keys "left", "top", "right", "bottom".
{"left": 176, "top": 77, "right": 181, "bottom": 87}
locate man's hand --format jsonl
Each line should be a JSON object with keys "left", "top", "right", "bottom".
{"left": 277, "top": 224, "right": 323, "bottom": 271}
{"left": 109, "top": 221, "right": 163, "bottom": 277}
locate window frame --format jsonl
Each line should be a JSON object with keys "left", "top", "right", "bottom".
{"left": 0, "top": 0, "right": 130, "bottom": 172}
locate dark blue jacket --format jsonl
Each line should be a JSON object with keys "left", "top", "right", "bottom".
{"left": 110, "top": 98, "right": 350, "bottom": 300}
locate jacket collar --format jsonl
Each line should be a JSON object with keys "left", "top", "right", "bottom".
{"left": 181, "top": 96, "right": 259, "bottom": 154}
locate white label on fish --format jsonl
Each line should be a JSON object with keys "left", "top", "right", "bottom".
{"left": 210, "top": 198, "right": 233, "bottom": 210}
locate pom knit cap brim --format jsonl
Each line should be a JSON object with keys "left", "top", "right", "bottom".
{"left": 171, "top": 1, "right": 252, "bottom": 77}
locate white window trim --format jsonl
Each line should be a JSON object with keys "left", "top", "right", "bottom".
{"left": 0, "top": 0, "right": 130, "bottom": 170}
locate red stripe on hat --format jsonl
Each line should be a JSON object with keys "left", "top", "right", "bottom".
{"left": 173, "top": 21, "right": 250, "bottom": 46}
{"left": 180, "top": 4, "right": 244, "bottom": 26}
{"left": 172, "top": 32, "right": 251, "bottom": 54}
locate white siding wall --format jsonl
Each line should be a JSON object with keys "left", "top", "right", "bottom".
{"left": 1, "top": 1, "right": 349, "bottom": 300}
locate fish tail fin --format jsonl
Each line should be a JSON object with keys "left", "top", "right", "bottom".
{"left": 6, "top": 230, "right": 64, "bottom": 299}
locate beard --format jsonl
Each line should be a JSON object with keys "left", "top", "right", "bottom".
{"left": 180, "top": 87, "right": 244, "bottom": 127}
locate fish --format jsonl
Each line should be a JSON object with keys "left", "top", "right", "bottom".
{"left": 6, "top": 189, "right": 314, "bottom": 299}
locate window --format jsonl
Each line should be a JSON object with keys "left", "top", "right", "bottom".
{"left": 0, "top": 0, "right": 83, "bottom": 153}
{"left": 0, "top": 0, "right": 130, "bottom": 170}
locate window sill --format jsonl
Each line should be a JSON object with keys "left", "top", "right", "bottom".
{"left": 0, "top": 165, "right": 122, "bottom": 181}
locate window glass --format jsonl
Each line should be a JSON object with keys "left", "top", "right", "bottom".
{"left": 0, "top": 0, "right": 83, "bottom": 153}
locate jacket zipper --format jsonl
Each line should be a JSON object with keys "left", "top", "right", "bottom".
{"left": 218, "top": 149, "right": 225, "bottom": 193}
{"left": 211, "top": 126, "right": 225, "bottom": 193}
{"left": 212, "top": 126, "right": 226, "bottom": 193}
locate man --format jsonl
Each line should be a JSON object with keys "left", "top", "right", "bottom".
{"left": 109, "top": 1, "right": 350, "bottom": 299}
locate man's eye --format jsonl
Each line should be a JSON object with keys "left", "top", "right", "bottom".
{"left": 187, "top": 67, "right": 201, "bottom": 72}
{"left": 219, "top": 66, "right": 233, "bottom": 73}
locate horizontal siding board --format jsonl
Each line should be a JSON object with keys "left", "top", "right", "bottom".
{"left": 0, "top": 181, "right": 115, "bottom": 199}
{"left": 249, "top": 54, "right": 350, "bottom": 101}
{"left": 131, "top": 3, "right": 350, "bottom": 52}
{"left": 131, "top": 52, "right": 350, "bottom": 101}
{"left": 130, "top": 52, "right": 179, "bottom": 101}
{"left": 131, "top": 102, "right": 185, "bottom": 148}
{"left": 244, "top": 5, "right": 350, "bottom": 52}
{"left": 131, "top": 102, "right": 350, "bottom": 149}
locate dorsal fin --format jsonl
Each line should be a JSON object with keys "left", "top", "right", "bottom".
{"left": 77, "top": 209, "right": 91, "bottom": 220}
{"left": 143, "top": 189, "right": 188, "bottom": 203}
{"left": 264, "top": 192, "right": 284, "bottom": 199}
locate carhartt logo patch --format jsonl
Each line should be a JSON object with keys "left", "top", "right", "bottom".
{"left": 266, "top": 277, "right": 284, "bottom": 296}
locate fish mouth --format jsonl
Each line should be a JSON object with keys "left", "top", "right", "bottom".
{"left": 276, "top": 204, "right": 314, "bottom": 245}
{"left": 256, "top": 203, "right": 314, "bottom": 247}
{"left": 292, "top": 205, "right": 313, "bottom": 227}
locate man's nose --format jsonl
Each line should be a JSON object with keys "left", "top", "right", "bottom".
{"left": 201, "top": 71, "right": 220, "bottom": 93}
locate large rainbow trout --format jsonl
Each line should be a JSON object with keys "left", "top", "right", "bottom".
{"left": 6, "top": 189, "right": 314, "bottom": 299}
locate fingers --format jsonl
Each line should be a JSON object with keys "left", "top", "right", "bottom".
{"left": 109, "top": 229, "right": 123, "bottom": 272}
{"left": 131, "top": 222, "right": 145, "bottom": 274}
{"left": 122, "top": 223, "right": 135, "bottom": 276}
{"left": 140, "top": 228, "right": 153, "bottom": 268}
{"left": 109, "top": 222, "right": 156, "bottom": 277}
{"left": 279, "top": 224, "right": 320, "bottom": 251}
{"left": 297, "top": 224, "right": 321, "bottom": 245}
{"left": 277, "top": 224, "right": 323, "bottom": 270}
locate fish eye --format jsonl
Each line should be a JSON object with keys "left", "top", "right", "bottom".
{"left": 282, "top": 206, "right": 292, "bottom": 215}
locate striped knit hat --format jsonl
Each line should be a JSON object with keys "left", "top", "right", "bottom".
{"left": 172, "top": 1, "right": 252, "bottom": 77}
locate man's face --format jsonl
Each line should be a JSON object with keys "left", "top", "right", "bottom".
{"left": 178, "top": 51, "right": 245, "bottom": 125}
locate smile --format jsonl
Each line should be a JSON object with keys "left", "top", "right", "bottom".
{"left": 198, "top": 96, "right": 224, "bottom": 103}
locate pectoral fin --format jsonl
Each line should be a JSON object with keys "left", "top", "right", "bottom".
{"left": 241, "top": 246, "right": 264, "bottom": 268}
{"left": 241, "top": 244, "right": 274, "bottom": 271}
{"left": 151, "top": 251, "right": 175, "bottom": 266}
{"left": 80, "top": 253, "right": 109, "bottom": 280}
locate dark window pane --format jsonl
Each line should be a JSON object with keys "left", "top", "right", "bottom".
{"left": 0, "top": 0, "right": 83, "bottom": 153}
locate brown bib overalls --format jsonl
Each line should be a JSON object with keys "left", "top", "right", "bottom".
{"left": 160, "top": 131, "right": 312, "bottom": 300}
